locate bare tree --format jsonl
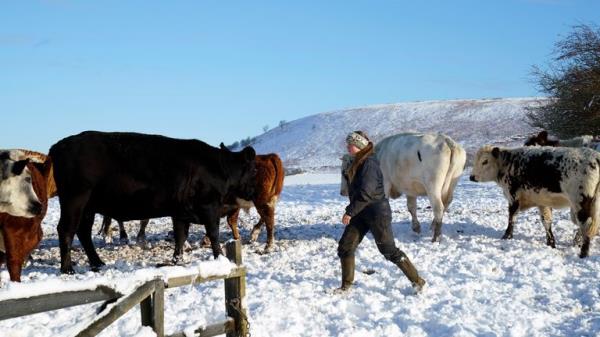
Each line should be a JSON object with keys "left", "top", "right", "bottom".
{"left": 526, "top": 24, "right": 600, "bottom": 138}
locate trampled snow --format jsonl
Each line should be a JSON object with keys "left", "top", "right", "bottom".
{"left": 1, "top": 97, "right": 597, "bottom": 336}
{"left": 1, "top": 172, "right": 599, "bottom": 337}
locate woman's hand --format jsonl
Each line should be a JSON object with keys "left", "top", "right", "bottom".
{"left": 342, "top": 214, "right": 351, "bottom": 225}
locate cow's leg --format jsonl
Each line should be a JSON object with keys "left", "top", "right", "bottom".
{"left": 58, "top": 193, "right": 91, "bottom": 274}
{"left": 4, "top": 232, "right": 25, "bottom": 282}
{"left": 428, "top": 193, "right": 445, "bottom": 243}
{"left": 100, "top": 216, "right": 116, "bottom": 244}
{"left": 77, "top": 211, "right": 105, "bottom": 271}
{"left": 539, "top": 206, "right": 556, "bottom": 248}
{"left": 136, "top": 219, "right": 149, "bottom": 247}
{"left": 227, "top": 209, "right": 242, "bottom": 241}
{"left": 205, "top": 213, "right": 224, "bottom": 259}
{"left": 575, "top": 199, "right": 595, "bottom": 258}
{"left": 256, "top": 204, "right": 275, "bottom": 252}
{"left": 171, "top": 218, "right": 189, "bottom": 264}
{"left": 570, "top": 211, "right": 584, "bottom": 246}
{"left": 502, "top": 201, "right": 519, "bottom": 240}
{"left": 117, "top": 221, "right": 129, "bottom": 244}
{"left": 407, "top": 195, "right": 420, "bottom": 233}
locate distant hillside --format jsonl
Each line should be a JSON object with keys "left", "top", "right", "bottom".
{"left": 242, "top": 97, "right": 546, "bottom": 171}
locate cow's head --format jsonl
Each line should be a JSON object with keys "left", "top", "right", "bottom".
{"left": 340, "top": 154, "right": 352, "bottom": 196}
{"left": 0, "top": 152, "right": 42, "bottom": 217}
{"left": 470, "top": 146, "right": 501, "bottom": 183}
{"left": 524, "top": 130, "right": 558, "bottom": 147}
{"left": 220, "top": 143, "right": 257, "bottom": 201}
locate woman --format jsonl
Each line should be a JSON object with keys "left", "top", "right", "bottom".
{"left": 338, "top": 131, "right": 426, "bottom": 292}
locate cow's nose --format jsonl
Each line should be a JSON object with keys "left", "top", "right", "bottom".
{"left": 29, "top": 201, "right": 42, "bottom": 215}
{"left": 469, "top": 175, "right": 476, "bottom": 182}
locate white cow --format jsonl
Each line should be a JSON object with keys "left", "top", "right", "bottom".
{"left": 341, "top": 133, "right": 466, "bottom": 242}
{"left": 0, "top": 151, "right": 42, "bottom": 218}
{"left": 470, "top": 145, "right": 600, "bottom": 258}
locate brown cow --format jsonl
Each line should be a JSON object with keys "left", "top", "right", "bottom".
{"left": 214, "top": 152, "right": 285, "bottom": 252}
{"left": 0, "top": 159, "right": 51, "bottom": 282}
{"left": 100, "top": 152, "right": 284, "bottom": 253}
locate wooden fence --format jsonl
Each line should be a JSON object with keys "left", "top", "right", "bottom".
{"left": 0, "top": 240, "right": 249, "bottom": 337}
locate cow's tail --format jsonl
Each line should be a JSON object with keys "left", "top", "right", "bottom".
{"left": 586, "top": 158, "right": 600, "bottom": 238}
{"left": 267, "top": 154, "right": 284, "bottom": 207}
{"left": 441, "top": 137, "right": 466, "bottom": 210}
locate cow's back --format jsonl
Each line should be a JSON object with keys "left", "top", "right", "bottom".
{"left": 49, "top": 131, "right": 222, "bottom": 220}
{"left": 375, "top": 133, "right": 454, "bottom": 196}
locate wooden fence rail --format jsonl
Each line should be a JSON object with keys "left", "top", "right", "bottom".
{"left": 0, "top": 240, "right": 248, "bottom": 337}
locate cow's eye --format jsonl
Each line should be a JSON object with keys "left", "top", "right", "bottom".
{"left": 25, "top": 177, "right": 32, "bottom": 183}
{"left": 482, "top": 160, "right": 488, "bottom": 166}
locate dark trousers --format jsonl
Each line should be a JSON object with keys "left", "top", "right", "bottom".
{"left": 337, "top": 201, "right": 408, "bottom": 264}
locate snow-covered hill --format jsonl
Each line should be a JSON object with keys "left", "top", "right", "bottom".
{"left": 247, "top": 97, "right": 546, "bottom": 171}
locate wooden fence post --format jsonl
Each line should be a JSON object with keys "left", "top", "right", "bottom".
{"left": 153, "top": 278, "right": 165, "bottom": 337}
{"left": 140, "top": 279, "right": 165, "bottom": 337}
{"left": 225, "top": 240, "right": 248, "bottom": 337}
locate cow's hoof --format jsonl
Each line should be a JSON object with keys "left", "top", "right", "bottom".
{"left": 547, "top": 240, "right": 556, "bottom": 248}
{"left": 90, "top": 260, "right": 106, "bottom": 272}
{"left": 137, "top": 240, "right": 150, "bottom": 250}
{"left": 431, "top": 236, "right": 441, "bottom": 243}
{"left": 200, "top": 236, "right": 211, "bottom": 248}
{"left": 90, "top": 265, "right": 104, "bottom": 272}
{"left": 119, "top": 238, "right": 130, "bottom": 245}
{"left": 260, "top": 245, "right": 273, "bottom": 254}
{"left": 61, "top": 266, "right": 76, "bottom": 275}
{"left": 412, "top": 224, "right": 421, "bottom": 234}
{"left": 501, "top": 233, "right": 513, "bottom": 240}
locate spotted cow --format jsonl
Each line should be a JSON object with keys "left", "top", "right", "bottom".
{"left": 524, "top": 131, "right": 600, "bottom": 244}
{"left": 341, "top": 133, "right": 466, "bottom": 242}
{"left": 470, "top": 145, "right": 600, "bottom": 258}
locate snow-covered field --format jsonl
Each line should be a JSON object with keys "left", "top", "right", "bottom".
{"left": 1, "top": 173, "right": 600, "bottom": 337}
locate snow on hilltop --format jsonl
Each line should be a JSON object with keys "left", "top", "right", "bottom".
{"left": 248, "top": 97, "right": 547, "bottom": 171}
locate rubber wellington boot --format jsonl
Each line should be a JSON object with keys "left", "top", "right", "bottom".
{"left": 336, "top": 256, "right": 355, "bottom": 292}
{"left": 396, "top": 256, "right": 426, "bottom": 292}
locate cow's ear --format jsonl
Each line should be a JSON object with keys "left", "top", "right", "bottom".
{"left": 242, "top": 146, "right": 256, "bottom": 161}
{"left": 32, "top": 161, "right": 45, "bottom": 175}
{"left": 220, "top": 142, "right": 230, "bottom": 151}
{"left": 12, "top": 159, "right": 29, "bottom": 175}
{"left": 539, "top": 130, "right": 548, "bottom": 140}
{"left": 491, "top": 147, "right": 500, "bottom": 158}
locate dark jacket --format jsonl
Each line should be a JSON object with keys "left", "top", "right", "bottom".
{"left": 345, "top": 155, "right": 387, "bottom": 217}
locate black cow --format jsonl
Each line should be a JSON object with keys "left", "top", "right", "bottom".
{"left": 49, "top": 131, "right": 256, "bottom": 274}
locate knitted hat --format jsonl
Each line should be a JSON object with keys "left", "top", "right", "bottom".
{"left": 346, "top": 131, "right": 369, "bottom": 150}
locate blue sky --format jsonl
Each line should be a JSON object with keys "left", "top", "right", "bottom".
{"left": 1, "top": 0, "right": 598, "bottom": 152}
